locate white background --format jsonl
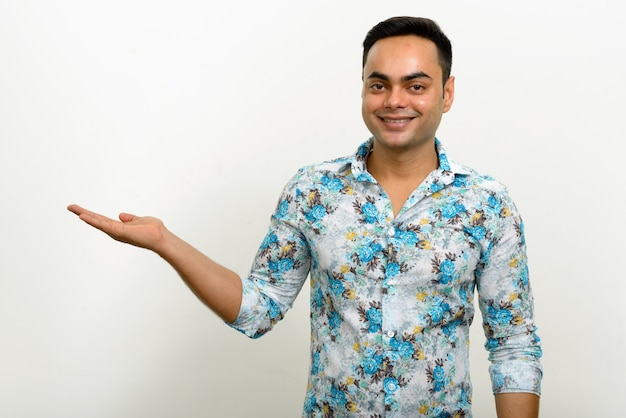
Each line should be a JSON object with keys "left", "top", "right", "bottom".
{"left": 1, "top": 1, "right": 624, "bottom": 416}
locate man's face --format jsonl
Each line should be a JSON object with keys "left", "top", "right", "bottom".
{"left": 361, "top": 35, "right": 454, "bottom": 153}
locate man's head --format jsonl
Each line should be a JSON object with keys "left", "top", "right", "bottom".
{"left": 360, "top": 17, "right": 455, "bottom": 154}
{"left": 362, "top": 17, "right": 452, "bottom": 85}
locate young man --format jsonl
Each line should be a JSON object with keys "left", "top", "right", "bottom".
{"left": 68, "top": 16, "right": 542, "bottom": 417}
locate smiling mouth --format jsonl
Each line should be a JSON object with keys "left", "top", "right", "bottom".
{"left": 381, "top": 118, "right": 414, "bottom": 123}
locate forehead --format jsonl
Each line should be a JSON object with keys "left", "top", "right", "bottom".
{"left": 364, "top": 35, "right": 442, "bottom": 78}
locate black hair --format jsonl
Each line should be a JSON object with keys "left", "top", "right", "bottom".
{"left": 362, "top": 16, "right": 452, "bottom": 83}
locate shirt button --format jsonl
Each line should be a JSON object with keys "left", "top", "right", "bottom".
{"left": 387, "top": 330, "right": 395, "bottom": 338}
{"left": 387, "top": 228, "right": 395, "bottom": 236}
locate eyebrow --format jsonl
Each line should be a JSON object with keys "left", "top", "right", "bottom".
{"left": 366, "top": 71, "right": 432, "bottom": 82}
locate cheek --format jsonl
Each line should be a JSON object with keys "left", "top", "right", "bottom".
{"left": 361, "top": 97, "right": 379, "bottom": 130}
{"left": 413, "top": 96, "right": 441, "bottom": 114}
{"left": 410, "top": 96, "right": 430, "bottom": 108}
{"left": 362, "top": 93, "right": 381, "bottom": 113}
{"left": 361, "top": 102, "right": 373, "bottom": 127}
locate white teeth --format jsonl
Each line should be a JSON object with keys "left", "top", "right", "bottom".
{"left": 383, "top": 118, "right": 411, "bottom": 123}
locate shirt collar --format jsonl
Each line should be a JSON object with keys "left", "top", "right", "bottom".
{"left": 351, "top": 137, "right": 473, "bottom": 181}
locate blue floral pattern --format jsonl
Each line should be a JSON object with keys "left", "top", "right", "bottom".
{"left": 230, "top": 139, "right": 542, "bottom": 417}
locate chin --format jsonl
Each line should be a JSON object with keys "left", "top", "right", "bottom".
{"left": 375, "top": 134, "right": 433, "bottom": 151}
{"left": 375, "top": 134, "right": 411, "bottom": 147}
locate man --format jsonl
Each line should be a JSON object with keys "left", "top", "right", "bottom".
{"left": 68, "top": 16, "right": 542, "bottom": 417}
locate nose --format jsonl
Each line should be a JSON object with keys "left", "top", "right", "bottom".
{"left": 384, "top": 87, "right": 408, "bottom": 109}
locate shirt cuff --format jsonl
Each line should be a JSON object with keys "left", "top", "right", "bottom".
{"left": 489, "top": 359, "right": 543, "bottom": 395}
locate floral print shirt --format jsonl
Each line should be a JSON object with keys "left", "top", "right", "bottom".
{"left": 230, "top": 139, "right": 542, "bottom": 417}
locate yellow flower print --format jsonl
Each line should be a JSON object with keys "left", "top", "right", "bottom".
{"left": 419, "top": 404, "right": 429, "bottom": 415}
{"left": 416, "top": 292, "right": 428, "bottom": 301}
{"left": 422, "top": 241, "right": 432, "bottom": 250}
{"left": 419, "top": 218, "right": 429, "bottom": 225}
{"left": 509, "top": 258, "right": 519, "bottom": 268}
{"left": 432, "top": 191, "right": 443, "bottom": 199}
{"left": 346, "top": 231, "right": 357, "bottom": 241}
{"left": 502, "top": 207, "right": 511, "bottom": 217}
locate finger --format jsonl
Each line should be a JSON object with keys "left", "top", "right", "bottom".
{"left": 118, "top": 212, "right": 137, "bottom": 223}
{"left": 67, "top": 205, "right": 121, "bottom": 235}
{"left": 77, "top": 211, "right": 117, "bottom": 232}
{"left": 67, "top": 203, "right": 85, "bottom": 215}
{"left": 67, "top": 204, "right": 108, "bottom": 219}
{"left": 80, "top": 213, "right": 135, "bottom": 245}
{"left": 68, "top": 204, "right": 120, "bottom": 224}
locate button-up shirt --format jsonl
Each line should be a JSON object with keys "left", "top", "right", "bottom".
{"left": 230, "top": 139, "right": 542, "bottom": 417}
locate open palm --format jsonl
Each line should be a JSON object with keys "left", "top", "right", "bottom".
{"left": 67, "top": 204, "right": 166, "bottom": 251}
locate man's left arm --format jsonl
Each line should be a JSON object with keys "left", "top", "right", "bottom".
{"left": 475, "top": 190, "right": 543, "bottom": 415}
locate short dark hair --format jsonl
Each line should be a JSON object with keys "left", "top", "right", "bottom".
{"left": 362, "top": 16, "right": 453, "bottom": 83}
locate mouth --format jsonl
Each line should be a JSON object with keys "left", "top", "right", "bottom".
{"left": 377, "top": 115, "right": 416, "bottom": 130}
{"left": 380, "top": 117, "right": 414, "bottom": 123}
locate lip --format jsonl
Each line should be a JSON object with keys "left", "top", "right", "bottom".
{"left": 378, "top": 116, "right": 415, "bottom": 130}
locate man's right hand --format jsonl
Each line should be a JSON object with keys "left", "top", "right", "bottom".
{"left": 67, "top": 204, "right": 243, "bottom": 322}
{"left": 67, "top": 204, "right": 167, "bottom": 253}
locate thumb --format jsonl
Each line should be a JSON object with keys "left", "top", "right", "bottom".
{"left": 118, "top": 212, "right": 137, "bottom": 223}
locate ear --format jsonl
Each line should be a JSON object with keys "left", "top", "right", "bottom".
{"left": 361, "top": 71, "right": 365, "bottom": 98}
{"left": 442, "top": 75, "right": 455, "bottom": 113}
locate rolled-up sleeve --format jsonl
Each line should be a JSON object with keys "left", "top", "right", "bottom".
{"left": 476, "top": 191, "right": 543, "bottom": 395}
{"left": 228, "top": 172, "right": 312, "bottom": 339}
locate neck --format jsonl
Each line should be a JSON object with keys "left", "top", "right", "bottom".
{"left": 366, "top": 139, "right": 439, "bottom": 218}
{"left": 366, "top": 139, "right": 439, "bottom": 183}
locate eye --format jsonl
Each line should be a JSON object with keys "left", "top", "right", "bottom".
{"left": 369, "top": 82, "right": 386, "bottom": 91}
{"left": 409, "top": 84, "right": 425, "bottom": 92}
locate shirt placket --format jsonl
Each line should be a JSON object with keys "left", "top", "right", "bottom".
{"left": 379, "top": 200, "right": 401, "bottom": 412}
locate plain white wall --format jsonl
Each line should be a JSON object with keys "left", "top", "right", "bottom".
{"left": 1, "top": 0, "right": 624, "bottom": 416}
